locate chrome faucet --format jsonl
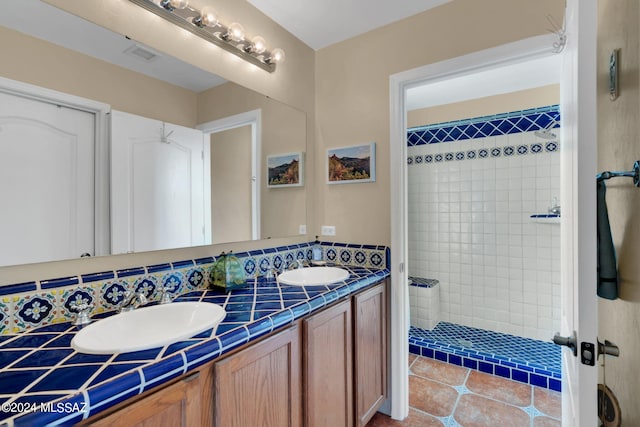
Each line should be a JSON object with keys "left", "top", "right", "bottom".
{"left": 119, "top": 290, "right": 148, "bottom": 313}
{"left": 265, "top": 267, "right": 279, "bottom": 280}
{"left": 69, "top": 302, "right": 94, "bottom": 326}
{"left": 157, "top": 286, "right": 173, "bottom": 305}
{"left": 287, "top": 259, "right": 308, "bottom": 270}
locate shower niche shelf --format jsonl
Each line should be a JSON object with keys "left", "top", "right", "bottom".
{"left": 530, "top": 214, "right": 560, "bottom": 224}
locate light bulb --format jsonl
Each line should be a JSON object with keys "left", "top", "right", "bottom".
{"left": 227, "top": 23, "right": 245, "bottom": 42}
{"left": 169, "top": 0, "right": 188, "bottom": 9}
{"left": 251, "top": 36, "right": 266, "bottom": 54}
{"left": 268, "top": 48, "right": 285, "bottom": 64}
{"left": 194, "top": 7, "right": 217, "bottom": 27}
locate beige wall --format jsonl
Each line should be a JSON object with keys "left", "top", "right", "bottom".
{"left": 0, "top": 26, "right": 198, "bottom": 127}
{"left": 407, "top": 85, "right": 560, "bottom": 128}
{"left": 210, "top": 126, "right": 253, "bottom": 244}
{"left": 597, "top": 1, "right": 640, "bottom": 424}
{"left": 314, "top": 0, "right": 565, "bottom": 246}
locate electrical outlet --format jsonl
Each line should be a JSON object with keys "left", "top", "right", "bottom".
{"left": 299, "top": 224, "right": 307, "bottom": 234}
{"left": 321, "top": 225, "right": 336, "bottom": 236}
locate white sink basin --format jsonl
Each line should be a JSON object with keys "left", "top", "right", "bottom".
{"left": 278, "top": 266, "right": 349, "bottom": 286}
{"left": 71, "top": 302, "right": 226, "bottom": 354}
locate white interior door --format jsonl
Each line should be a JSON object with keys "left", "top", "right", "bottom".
{"left": 559, "top": 1, "right": 598, "bottom": 425}
{"left": 0, "top": 91, "right": 94, "bottom": 266}
{"left": 111, "top": 110, "right": 207, "bottom": 254}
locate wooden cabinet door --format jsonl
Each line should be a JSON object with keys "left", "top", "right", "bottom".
{"left": 214, "top": 326, "right": 302, "bottom": 427}
{"left": 353, "top": 282, "right": 387, "bottom": 427}
{"left": 87, "top": 370, "right": 205, "bottom": 427}
{"left": 303, "top": 299, "right": 353, "bottom": 427}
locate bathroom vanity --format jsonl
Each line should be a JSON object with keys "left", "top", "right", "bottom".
{"left": 77, "top": 280, "right": 387, "bottom": 427}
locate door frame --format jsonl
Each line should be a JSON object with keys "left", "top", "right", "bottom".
{"left": 388, "top": 33, "right": 561, "bottom": 420}
{"left": 559, "top": 1, "right": 598, "bottom": 424}
{"left": 0, "top": 76, "right": 111, "bottom": 257}
{"left": 198, "top": 109, "right": 262, "bottom": 241}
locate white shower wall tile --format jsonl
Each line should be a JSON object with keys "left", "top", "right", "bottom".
{"left": 408, "top": 130, "right": 561, "bottom": 341}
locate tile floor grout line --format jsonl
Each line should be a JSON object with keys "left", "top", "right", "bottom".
{"left": 444, "top": 369, "right": 471, "bottom": 427}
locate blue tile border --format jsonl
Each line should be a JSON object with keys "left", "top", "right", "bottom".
{"left": 81, "top": 271, "right": 115, "bottom": 283}
{"left": 171, "top": 260, "right": 194, "bottom": 269}
{"left": 115, "top": 267, "right": 145, "bottom": 278}
{"left": 0, "top": 282, "right": 37, "bottom": 297}
{"left": 407, "top": 105, "right": 560, "bottom": 146}
{"left": 146, "top": 263, "right": 172, "bottom": 274}
{"left": 40, "top": 276, "right": 79, "bottom": 290}
{"left": 85, "top": 370, "right": 142, "bottom": 419}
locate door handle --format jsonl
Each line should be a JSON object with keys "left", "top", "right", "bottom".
{"left": 598, "top": 339, "right": 620, "bottom": 357}
{"left": 552, "top": 331, "right": 577, "bottom": 356}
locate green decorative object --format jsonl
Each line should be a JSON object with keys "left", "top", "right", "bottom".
{"left": 209, "top": 252, "right": 247, "bottom": 292}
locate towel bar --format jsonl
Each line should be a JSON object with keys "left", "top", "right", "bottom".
{"left": 596, "top": 160, "right": 640, "bottom": 187}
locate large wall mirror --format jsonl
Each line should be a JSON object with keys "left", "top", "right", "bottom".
{"left": 0, "top": 0, "right": 306, "bottom": 268}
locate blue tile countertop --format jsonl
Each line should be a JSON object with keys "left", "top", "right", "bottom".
{"left": 0, "top": 266, "right": 388, "bottom": 426}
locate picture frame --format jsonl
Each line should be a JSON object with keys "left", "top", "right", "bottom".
{"left": 327, "top": 142, "right": 376, "bottom": 184}
{"left": 267, "top": 152, "right": 304, "bottom": 188}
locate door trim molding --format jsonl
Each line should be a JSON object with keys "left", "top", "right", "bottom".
{"left": 0, "top": 76, "right": 111, "bottom": 257}
{"left": 388, "top": 33, "right": 558, "bottom": 420}
{"left": 198, "top": 109, "right": 262, "bottom": 241}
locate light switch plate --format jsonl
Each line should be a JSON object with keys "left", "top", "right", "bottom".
{"left": 299, "top": 225, "right": 307, "bottom": 234}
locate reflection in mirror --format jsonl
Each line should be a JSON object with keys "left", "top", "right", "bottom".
{"left": 198, "top": 109, "right": 262, "bottom": 245}
{"left": 210, "top": 125, "right": 255, "bottom": 244}
{"left": 110, "top": 110, "right": 211, "bottom": 254}
{"left": 0, "top": 0, "right": 306, "bottom": 268}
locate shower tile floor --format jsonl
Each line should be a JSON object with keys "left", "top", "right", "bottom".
{"left": 366, "top": 355, "right": 562, "bottom": 427}
{"left": 409, "top": 323, "right": 561, "bottom": 391}
{"left": 410, "top": 323, "right": 561, "bottom": 374}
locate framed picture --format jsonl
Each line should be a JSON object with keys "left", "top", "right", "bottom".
{"left": 267, "top": 152, "right": 304, "bottom": 187}
{"left": 327, "top": 142, "right": 376, "bottom": 184}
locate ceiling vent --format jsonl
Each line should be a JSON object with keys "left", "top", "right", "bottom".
{"left": 123, "top": 44, "right": 161, "bottom": 62}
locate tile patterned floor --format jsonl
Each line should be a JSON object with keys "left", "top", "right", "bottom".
{"left": 366, "top": 355, "right": 561, "bottom": 427}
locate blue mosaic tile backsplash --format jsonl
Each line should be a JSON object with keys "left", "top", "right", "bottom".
{"left": 0, "top": 241, "right": 388, "bottom": 335}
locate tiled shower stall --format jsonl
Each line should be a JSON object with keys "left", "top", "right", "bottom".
{"left": 406, "top": 106, "right": 562, "bottom": 390}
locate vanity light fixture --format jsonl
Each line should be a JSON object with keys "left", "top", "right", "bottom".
{"left": 128, "top": 0, "right": 285, "bottom": 72}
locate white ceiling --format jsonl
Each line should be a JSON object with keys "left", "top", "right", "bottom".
{"left": 406, "top": 55, "right": 562, "bottom": 111}
{"left": 247, "top": 0, "right": 452, "bottom": 50}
